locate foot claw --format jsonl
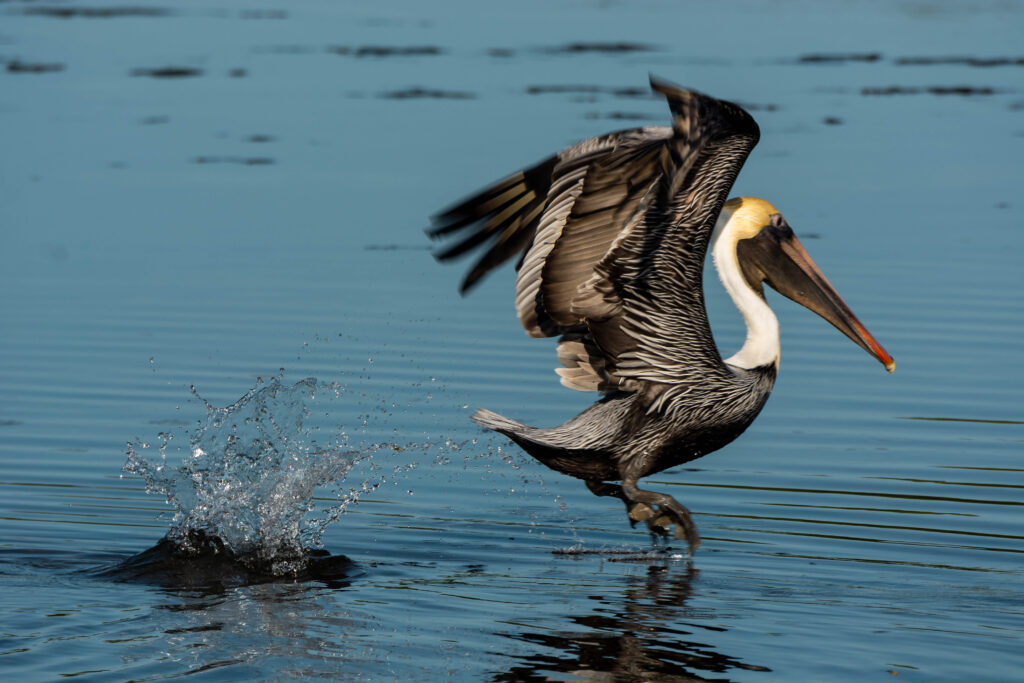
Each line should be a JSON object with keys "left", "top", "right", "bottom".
{"left": 586, "top": 478, "right": 701, "bottom": 552}
{"left": 639, "top": 503, "right": 700, "bottom": 552}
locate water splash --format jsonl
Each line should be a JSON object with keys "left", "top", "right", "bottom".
{"left": 124, "top": 376, "right": 400, "bottom": 576}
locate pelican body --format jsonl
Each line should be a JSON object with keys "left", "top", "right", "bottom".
{"left": 428, "top": 77, "right": 893, "bottom": 551}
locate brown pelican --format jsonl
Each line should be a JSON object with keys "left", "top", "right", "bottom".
{"left": 427, "top": 76, "right": 894, "bottom": 552}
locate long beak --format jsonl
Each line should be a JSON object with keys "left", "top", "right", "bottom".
{"left": 754, "top": 229, "right": 895, "bottom": 373}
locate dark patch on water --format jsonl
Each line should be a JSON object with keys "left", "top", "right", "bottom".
{"left": 810, "top": 85, "right": 851, "bottom": 95}
{"left": 544, "top": 87, "right": 774, "bottom": 112}
{"left": 355, "top": 15, "right": 433, "bottom": 29}
{"left": 377, "top": 87, "right": 474, "bottom": 100}
{"left": 584, "top": 111, "right": 659, "bottom": 121}
{"left": 862, "top": 85, "right": 998, "bottom": 96}
{"left": 44, "top": 243, "right": 69, "bottom": 263}
{"left": 96, "top": 531, "right": 355, "bottom": 590}
{"left": 364, "top": 244, "right": 431, "bottom": 251}
{"left": 228, "top": 67, "right": 247, "bottom": 78}
{"left": 22, "top": 6, "right": 171, "bottom": 19}
{"left": 246, "top": 134, "right": 275, "bottom": 143}
{"left": 541, "top": 41, "right": 658, "bottom": 55}
{"left": 488, "top": 48, "right": 515, "bottom": 58}
{"left": 798, "top": 52, "right": 883, "bottom": 64}
{"left": 140, "top": 115, "right": 170, "bottom": 125}
{"left": 526, "top": 84, "right": 652, "bottom": 99}
{"left": 253, "top": 45, "right": 317, "bottom": 55}
{"left": 132, "top": 66, "right": 203, "bottom": 79}
{"left": 327, "top": 45, "right": 444, "bottom": 58}
{"left": 193, "top": 156, "right": 275, "bottom": 165}
{"left": 239, "top": 9, "right": 287, "bottom": 20}
{"left": 895, "top": 55, "right": 1024, "bottom": 67}
{"left": 5, "top": 59, "right": 65, "bottom": 74}
{"left": 736, "top": 101, "right": 779, "bottom": 112}
{"left": 823, "top": 116, "right": 843, "bottom": 125}
{"left": 0, "top": 419, "right": 24, "bottom": 427}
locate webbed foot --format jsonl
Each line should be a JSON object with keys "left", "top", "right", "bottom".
{"left": 622, "top": 480, "right": 701, "bottom": 553}
{"left": 585, "top": 479, "right": 701, "bottom": 553}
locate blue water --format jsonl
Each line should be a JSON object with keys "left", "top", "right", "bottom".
{"left": 2, "top": 0, "right": 1023, "bottom": 680}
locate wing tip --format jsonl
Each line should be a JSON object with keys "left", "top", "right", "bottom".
{"left": 648, "top": 73, "right": 760, "bottom": 140}
{"left": 648, "top": 73, "right": 702, "bottom": 101}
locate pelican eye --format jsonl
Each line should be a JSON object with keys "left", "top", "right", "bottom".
{"left": 765, "top": 212, "right": 795, "bottom": 240}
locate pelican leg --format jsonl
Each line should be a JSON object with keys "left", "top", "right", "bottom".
{"left": 621, "top": 479, "right": 701, "bottom": 552}
{"left": 585, "top": 480, "right": 657, "bottom": 526}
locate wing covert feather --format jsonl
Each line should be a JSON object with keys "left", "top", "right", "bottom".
{"left": 429, "top": 77, "right": 761, "bottom": 401}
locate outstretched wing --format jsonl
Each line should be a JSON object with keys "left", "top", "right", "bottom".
{"left": 427, "top": 153, "right": 559, "bottom": 294}
{"left": 428, "top": 125, "right": 669, "bottom": 336}
{"left": 428, "top": 76, "right": 760, "bottom": 399}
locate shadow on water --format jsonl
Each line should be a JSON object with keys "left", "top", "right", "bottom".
{"left": 20, "top": 7, "right": 173, "bottom": 19}
{"left": 495, "top": 561, "right": 770, "bottom": 681}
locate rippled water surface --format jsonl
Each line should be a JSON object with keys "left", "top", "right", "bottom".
{"left": 2, "top": 0, "right": 1023, "bottom": 680}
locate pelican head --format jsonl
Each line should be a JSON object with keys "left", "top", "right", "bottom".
{"left": 715, "top": 197, "right": 895, "bottom": 373}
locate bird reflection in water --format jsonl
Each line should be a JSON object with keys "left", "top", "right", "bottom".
{"left": 494, "top": 560, "right": 770, "bottom": 681}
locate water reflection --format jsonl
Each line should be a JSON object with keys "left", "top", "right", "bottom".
{"left": 138, "top": 579, "right": 374, "bottom": 679}
{"left": 496, "top": 561, "right": 769, "bottom": 681}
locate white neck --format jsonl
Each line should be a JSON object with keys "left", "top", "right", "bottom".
{"left": 710, "top": 204, "right": 780, "bottom": 371}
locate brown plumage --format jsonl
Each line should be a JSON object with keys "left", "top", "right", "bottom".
{"left": 428, "top": 76, "right": 894, "bottom": 552}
